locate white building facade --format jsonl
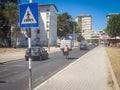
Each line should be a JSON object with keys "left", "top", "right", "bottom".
{"left": 75, "top": 14, "right": 92, "bottom": 40}
{"left": 19, "top": 4, "right": 58, "bottom": 46}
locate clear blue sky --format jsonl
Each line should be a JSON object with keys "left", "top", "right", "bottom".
{"left": 20, "top": 0, "right": 120, "bottom": 30}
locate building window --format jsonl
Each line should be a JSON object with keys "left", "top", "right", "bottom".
{"left": 37, "top": 29, "right": 40, "bottom": 34}
{"left": 46, "top": 12, "right": 49, "bottom": 15}
{"left": 46, "top": 21, "right": 49, "bottom": 28}
{"left": 46, "top": 12, "right": 50, "bottom": 20}
{"left": 46, "top": 9, "right": 50, "bottom": 11}
{"left": 46, "top": 29, "right": 49, "bottom": 32}
{"left": 25, "top": 38, "right": 28, "bottom": 40}
{"left": 46, "top": 21, "right": 49, "bottom": 24}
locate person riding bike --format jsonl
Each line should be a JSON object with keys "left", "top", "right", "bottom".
{"left": 63, "top": 45, "right": 69, "bottom": 59}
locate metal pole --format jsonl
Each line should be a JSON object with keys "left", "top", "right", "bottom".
{"left": 28, "top": 28, "right": 32, "bottom": 90}
{"left": 30, "top": 0, "right": 32, "bottom": 3}
{"left": 28, "top": 1, "right": 32, "bottom": 90}
{"left": 73, "top": 24, "right": 75, "bottom": 47}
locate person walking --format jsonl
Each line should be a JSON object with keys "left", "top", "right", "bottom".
{"left": 63, "top": 45, "right": 69, "bottom": 59}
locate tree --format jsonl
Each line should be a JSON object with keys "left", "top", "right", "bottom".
{"left": 57, "top": 12, "right": 81, "bottom": 39}
{"left": 106, "top": 14, "right": 120, "bottom": 38}
{"left": 74, "top": 22, "right": 81, "bottom": 34}
{"left": 57, "top": 12, "right": 74, "bottom": 38}
{"left": 0, "top": 0, "right": 18, "bottom": 3}
{"left": 3, "top": 2, "right": 19, "bottom": 47}
{"left": 0, "top": 6, "right": 4, "bottom": 40}
{"left": 0, "top": 5, "right": 10, "bottom": 47}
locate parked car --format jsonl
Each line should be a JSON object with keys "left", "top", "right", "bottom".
{"left": 25, "top": 47, "right": 49, "bottom": 61}
{"left": 80, "top": 40, "right": 89, "bottom": 50}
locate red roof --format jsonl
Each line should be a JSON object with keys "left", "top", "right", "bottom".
{"left": 100, "top": 35, "right": 111, "bottom": 39}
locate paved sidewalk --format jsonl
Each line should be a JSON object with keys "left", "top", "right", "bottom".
{"left": 34, "top": 46, "right": 118, "bottom": 90}
{"left": 0, "top": 46, "right": 60, "bottom": 63}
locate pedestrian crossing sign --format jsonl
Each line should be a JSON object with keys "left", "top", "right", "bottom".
{"left": 21, "top": 7, "right": 37, "bottom": 24}
{"left": 19, "top": 3, "right": 39, "bottom": 28}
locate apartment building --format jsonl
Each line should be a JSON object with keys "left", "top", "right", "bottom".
{"left": 75, "top": 14, "right": 92, "bottom": 40}
{"left": 19, "top": 4, "right": 58, "bottom": 46}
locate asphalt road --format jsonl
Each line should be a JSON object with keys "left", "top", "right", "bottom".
{"left": 0, "top": 45, "right": 96, "bottom": 90}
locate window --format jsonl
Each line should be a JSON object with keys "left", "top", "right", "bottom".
{"left": 46, "top": 21, "right": 49, "bottom": 28}
{"left": 37, "top": 29, "right": 40, "bottom": 34}
{"left": 46, "top": 12, "right": 50, "bottom": 20}
{"left": 46, "top": 9, "right": 50, "bottom": 11}
{"left": 46, "top": 25, "right": 49, "bottom": 28}
{"left": 25, "top": 38, "right": 28, "bottom": 40}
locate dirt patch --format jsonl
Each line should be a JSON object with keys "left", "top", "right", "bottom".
{"left": 0, "top": 48, "right": 26, "bottom": 54}
{"left": 106, "top": 47, "right": 120, "bottom": 88}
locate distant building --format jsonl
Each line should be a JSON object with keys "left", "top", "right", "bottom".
{"left": 91, "top": 30, "right": 105, "bottom": 39}
{"left": 75, "top": 14, "right": 92, "bottom": 40}
{"left": 19, "top": 4, "right": 58, "bottom": 46}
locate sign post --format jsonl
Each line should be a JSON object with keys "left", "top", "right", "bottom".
{"left": 28, "top": 28, "right": 32, "bottom": 90}
{"left": 28, "top": 1, "right": 32, "bottom": 90}
{"left": 19, "top": 2, "right": 38, "bottom": 90}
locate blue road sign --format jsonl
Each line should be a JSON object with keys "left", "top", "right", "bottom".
{"left": 67, "top": 34, "right": 76, "bottom": 40}
{"left": 19, "top": 3, "right": 39, "bottom": 28}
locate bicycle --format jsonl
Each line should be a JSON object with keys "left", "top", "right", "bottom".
{"left": 64, "top": 51, "right": 69, "bottom": 60}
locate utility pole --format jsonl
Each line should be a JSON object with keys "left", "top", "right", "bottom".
{"left": 73, "top": 24, "right": 75, "bottom": 47}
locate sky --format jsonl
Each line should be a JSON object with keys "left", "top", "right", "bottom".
{"left": 20, "top": 0, "right": 120, "bottom": 30}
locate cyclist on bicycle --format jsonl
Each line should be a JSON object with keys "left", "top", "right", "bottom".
{"left": 63, "top": 45, "right": 69, "bottom": 59}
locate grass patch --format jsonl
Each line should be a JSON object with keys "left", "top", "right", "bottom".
{"left": 106, "top": 47, "right": 120, "bottom": 87}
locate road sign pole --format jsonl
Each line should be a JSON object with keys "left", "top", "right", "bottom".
{"left": 29, "top": 1, "right": 32, "bottom": 90}
{"left": 30, "top": 0, "right": 32, "bottom": 3}
{"left": 28, "top": 28, "right": 32, "bottom": 90}
{"left": 19, "top": 2, "right": 38, "bottom": 89}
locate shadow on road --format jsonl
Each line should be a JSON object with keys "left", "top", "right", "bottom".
{"left": 0, "top": 63, "right": 4, "bottom": 65}
{"left": 0, "top": 81, "right": 6, "bottom": 83}
{"left": 68, "top": 57, "right": 78, "bottom": 60}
